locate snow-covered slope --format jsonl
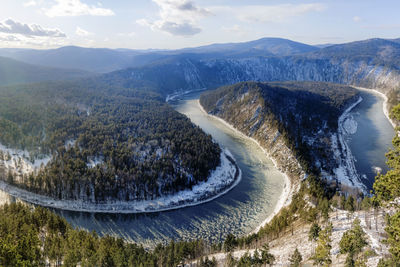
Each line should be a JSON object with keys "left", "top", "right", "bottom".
{"left": 0, "top": 149, "right": 241, "bottom": 213}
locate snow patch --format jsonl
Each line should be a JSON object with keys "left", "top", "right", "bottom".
{"left": 165, "top": 88, "right": 206, "bottom": 102}
{"left": 0, "top": 144, "right": 51, "bottom": 180}
{"left": 342, "top": 116, "right": 358, "bottom": 135}
{"left": 329, "top": 97, "right": 367, "bottom": 191}
{"left": 0, "top": 149, "right": 241, "bottom": 213}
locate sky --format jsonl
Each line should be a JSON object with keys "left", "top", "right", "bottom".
{"left": 0, "top": 0, "right": 399, "bottom": 50}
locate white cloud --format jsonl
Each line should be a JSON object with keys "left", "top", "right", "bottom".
{"left": 45, "top": 0, "right": 114, "bottom": 17}
{"left": 353, "top": 16, "right": 361, "bottom": 23}
{"left": 0, "top": 18, "right": 66, "bottom": 37}
{"left": 0, "top": 19, "right": 67, "bottom": 48}
{"left": 221, "top": 25, "right": 247, "bottom": 37}
{"left": 117, "top": 32, "right": 136, "bottom": 37}
{"left": 0, "top": 32, "right": 68, "bottom": 48}
{"left": 213, "top": 3, "right": 325, "bottom": 24}
{"left": 24, "top": 0, "right": 37, "bottom": 7}
{"left": 137, "top": 0, "right": 211, "bottom": 36}
{"left": 75, "top": 26, "right": 92, "bottom": 36}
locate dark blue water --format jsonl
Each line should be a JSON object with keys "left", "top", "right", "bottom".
{"left": 346, "top": 90, "right": 395, "bottom": 189}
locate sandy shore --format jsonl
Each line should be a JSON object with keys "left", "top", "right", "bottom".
{"left": 197, "top": 100, "right": 294, "bottom": 234}
{"left": 0, "top": 150, "right": 242, "bottom": 213}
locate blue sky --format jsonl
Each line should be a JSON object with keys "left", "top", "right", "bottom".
{"left": 0, "top": 0, "right": 399, "bottom": 49}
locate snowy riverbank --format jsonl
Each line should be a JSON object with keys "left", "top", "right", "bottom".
{"left": 0, "top": 149, "right": 241, "bottom": 213}
{"left": 197, "top": 100, "right": 294, "bottom": 234}
{"left": 354, "top": 86, "right": 397, "bottom": 129}
{"left": 332, "top": 96, "right": 367, "bottom": 191}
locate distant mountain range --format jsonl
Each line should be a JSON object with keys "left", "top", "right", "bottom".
{"left": 0, "top": 37, "right": 318, "bottom": 73}
{"left": 0, "top": 56, "right": 91, "bottom": 86}
{"left": 1, "top": 36, "right": 400, "bottom": 106}
{"left": 93, "top": 37, "right": 400, "bottom": 109}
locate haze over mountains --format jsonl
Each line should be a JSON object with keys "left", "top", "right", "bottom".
{"left": 0, "top": 56, "right": 91, "bottom": 86}
{"left": 1, "top": 37, "right": 400, "bottom": 104}
{"left": 0, "top": 37, "right": 319, "bottom": 73}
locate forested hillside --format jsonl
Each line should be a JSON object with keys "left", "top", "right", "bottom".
{"left": 0, "top": 202, "right": 213, "bottom": 266}
{"left": 0, "top": 80, "right": 221, "bottom": 202}
{"left": 200, "top": 81, "right": 360, "bottom": 187}
{"left": 94, "top": 38, "right": 400, "bottom": 114}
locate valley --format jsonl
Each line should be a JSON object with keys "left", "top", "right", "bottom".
{"left": 0, "top": 35, "right": 399, "bottom": 266}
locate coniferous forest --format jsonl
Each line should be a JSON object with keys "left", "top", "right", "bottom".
{"left": 0, "top": 80, "right": 221, "bottom": 202}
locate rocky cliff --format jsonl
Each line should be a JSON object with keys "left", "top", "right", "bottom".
{"left": 104, "top": 38, "right": 400, "bottom": 112}
{"left": 200, "top": 81, "right": 363, "bottom": 189}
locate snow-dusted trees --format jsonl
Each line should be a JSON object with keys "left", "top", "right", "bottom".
{"left": 0, "top": 80, "right": 221, "bottom": 202}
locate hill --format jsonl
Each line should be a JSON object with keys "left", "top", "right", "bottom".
{"left": 0, "top": 56, "right": 91, "bottom": 85}
{"left": 97, "top": 37, "right": 400, "bottom": 111}
{"left": 0, "top": 80, "right": 221, "bottom": 204}
{"left": 0, "top": 46, "right": 142, "bottom": 73}
{"left": 0, "top": 38, "right": 319, "bottom": 73}
{"left": 178, "top": 37, "right": 318, "bottom": 57}
{"left": 200, "top": 81, "right": 361, "bottom": 188}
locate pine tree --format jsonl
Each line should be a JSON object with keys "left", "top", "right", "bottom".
{"left": 309, "top": 223, "right": 321, "bottom": 241}
{"left": 339, "top": 218, "right": 368, "bottom": 267}
{"left": 373, "top": 103, "right": 400, "bottom": 204}
{"left": 260, "top": 244, "right": 275, "bottom": 266}
{"left": 385, "top": 211, "right": 400, "bottom": 263}
{"left": 312, "top": 223, "right": 332, "bottom": 266}
{"left": 289, "top": 248, "right": 303, "bottom": 267}
{"left": 372, "top": 104, "right": 400, "bottom": 265}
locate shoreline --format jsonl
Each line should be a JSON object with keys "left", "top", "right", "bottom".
{"left": 196, "top": 100, "right": 294, "bottom": 234}
{"left": 0, "top": 150, "right": 242, "bottom": 214}
{"left": 335, "top": 96, "right": 367, "bottom": 191}
{"left": 353, "top": 86, "right": 396, "bottom": 129}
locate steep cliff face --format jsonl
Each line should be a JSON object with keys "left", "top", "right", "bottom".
{"left": 205, "top": 56, "right": 400, "bottom": 95}
{"left": 104, "top": 39, "right": 400, "bottom": 112}
{"left": 200, "top": 81, "right": 362, "bottom": 188}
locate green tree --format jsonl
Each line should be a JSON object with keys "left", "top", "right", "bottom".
{"left": 339, "top": 218, "right": 368, "bottom": 267}
{"left": 225, "top": 252, "right": 237, "bottom": 267}
{"left": 312, "top": 223, "right": 332, "bottom": 266}
{"left": 224, "top": 233, "right": 238, "bottom": 252}
{"left": 372, "top": 104, "right": 400, "bottom": 265}
{"left": 309, "top": 223, "right": 321, "bottom": 241}
{"left": 373, "top": 103, "right": 400, "bottom": 204}
{"left": 260, "top": 244, "right": 275, "bottom": 266}
{"left": 385, "top": 211, "right": 400, "bottom": 263}
{"left": 289, "top": 248, "right": 302, "bottom": 267}
{"left": 345, "top": 196, "right": 355, "bottom": 212}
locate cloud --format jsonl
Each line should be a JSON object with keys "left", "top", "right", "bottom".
{"left": 45, "top": 0, "right": 114, "bottom": 17}
{"left": 157, "top": 21, "right": 201, "bottom": 36}
{"left": 0, "top": 35, "right": 21, "bottom": 42}
{"left": 24, "top": 0, "right": 37, "bottom": 7}
{"left": 221, "top": 25, "right": 247, "bottom": 36}
{"left": 75, "top": 26, "right": 92, "bottom": 36}
{"left": 212, "top": 3, "right": 325, "bottom": 24}
{"left": 137, "top": 0, "right": 211, "bottom": 36}
{"left": 117, "top": 32, "right": 136, "bottom": 37}
{"left": 353, "top": 16, "right": 361, "bottom": 23}
{"left": 0, "top": 19, "right": 67, "bottom": 48}
{"left": 0, "top": 32, "right": 67, "bottom": 48}
{"left": 0, "top": 18, "right": 66, "bottom": 37}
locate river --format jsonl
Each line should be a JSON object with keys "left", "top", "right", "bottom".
{"left": 0, "top": 92, "right": 286, "bottom": 247}
{"left": 346, "top": 90, "right": 395, "bottom": 189}
{"left": 0, "top": 89, "right": 393, "bottom": 247}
